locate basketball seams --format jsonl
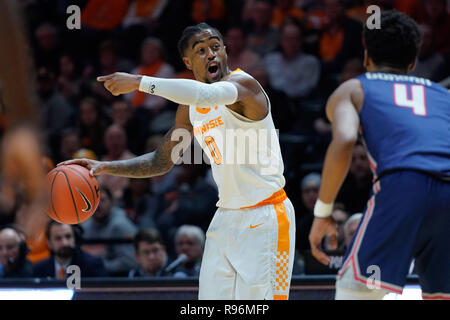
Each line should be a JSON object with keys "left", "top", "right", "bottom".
{"left": 59, "top": 170, "right": 80, "bottom": 224}
{"left": 64, "top": 165, "right": 96, "bottom": 205}
{"left": 50, "top": 170, "right": 63, "bottom": 222}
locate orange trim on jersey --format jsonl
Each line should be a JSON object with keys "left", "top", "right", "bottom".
{"left": 229, "top": 68, "right": 242, "bottom": 75}
{"left": 240, "top": 189, "right": 287, "bottom": 209}
{"left": 273, "top": 295, "right": 288, "bottom": 300}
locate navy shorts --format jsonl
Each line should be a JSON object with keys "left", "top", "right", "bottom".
{"left": 338, "top": 170, "right": 450, "bottom": 299}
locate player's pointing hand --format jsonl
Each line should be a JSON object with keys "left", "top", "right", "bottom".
{"left": 97, "top": 72, "right": 141, "bottom": 96}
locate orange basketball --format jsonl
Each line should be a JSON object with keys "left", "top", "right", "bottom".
{"left": 46, "top": 164, "right": 100, "bottom": 224}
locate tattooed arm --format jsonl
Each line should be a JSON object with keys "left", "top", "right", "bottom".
{"left": 60, "top": 105, "right": 193, "bottom": 178}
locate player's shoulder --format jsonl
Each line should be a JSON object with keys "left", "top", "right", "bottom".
{"left": 223, "top": 68, "right": 255, "bottom": 83}
{"left": 223, "top": 68, "right": 260, "bottom": 93}
{"left": 331, "top": 78, "right": 364, "bottom": 104}
{"left": 325, "top": 78, "right": 364, "bottom": 119}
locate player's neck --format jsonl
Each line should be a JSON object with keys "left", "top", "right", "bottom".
{"left": 372, "top": 66, "right": 408, "bottom": 75}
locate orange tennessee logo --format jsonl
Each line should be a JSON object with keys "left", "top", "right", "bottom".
{"left": 193, "top": 116, "right": 224, "bottom": 136}
{"left": 196, "top": 106, "right": 211, "bottom": 114}
{"left": 250, "top": 223, "right": 264, "bottom": 229}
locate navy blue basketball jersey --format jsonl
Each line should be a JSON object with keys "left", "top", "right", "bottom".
{"left": 357, "top": 72, "right": 450, "bottom": 180}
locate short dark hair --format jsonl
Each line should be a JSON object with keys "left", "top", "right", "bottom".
{"left": 45, "top": 220, "right": 77, "bottom": 240}
{"left": 133, "top": 228, "right": 165, "bottom": 251}
{"left": 363, "top": 10, "right": 422, "bottom": 70}
{"left": 177, "top": 22, "right": 224, "bottom": 58}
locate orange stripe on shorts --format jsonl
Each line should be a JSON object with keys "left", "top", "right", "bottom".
{"left": 273, "top": 201, "right": 290, "bottom": 299}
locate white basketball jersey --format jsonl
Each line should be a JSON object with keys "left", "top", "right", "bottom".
{"left": 189, "top": 69, "right": 285, "bottom": 209}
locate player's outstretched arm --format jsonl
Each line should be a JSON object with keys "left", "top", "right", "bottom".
{"left": 98, "top": 71, "right": 267, "bottom": 120}
{"left": 59, "top": 105, "right": 193, "bottom": 178}
{"left": 309, "top": 79, "right": 363, "bottom": 265}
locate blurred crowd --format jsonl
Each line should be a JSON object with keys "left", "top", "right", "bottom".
{"left": 0, "top": 0, "right": 449, "bottom": 279}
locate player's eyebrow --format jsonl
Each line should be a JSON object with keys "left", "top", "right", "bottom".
{"left": 192, "top": 36, "right": 221, "bottom": 50}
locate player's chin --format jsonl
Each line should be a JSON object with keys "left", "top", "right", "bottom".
{"left": 206, "top": 69, "right": 222, "bottom": 83}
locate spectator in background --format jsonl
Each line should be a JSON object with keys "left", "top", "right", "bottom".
{"left": 90, "top": 40, "right": 134, "bottom": 105}
{"left": 225, "top": 26, "right": 261, "bottom": 71}
{"left": 421, "top": 0, "right": 450, "bottom": 55}
{"left": 264, "top": 21, "right": 321, "bottom": 99}
{"left": 37, "top": 66, "right": 74, "bottom": 157}
{"left": 346, "top": 0, "right": 374, "bottom": 24}
{"left": 121, "top": 178, "right": 159, "bottom": 225}
{"left": 410, "top": 24, "right": 447, "bottom": 82}
{"left": 393, "top": 0, "right": 423, "bottom": 21}
{"left": 129, "top": 228, "right": 172, "bottom": 278}
{"left": 57, "top": 53, "right": 83, "bottom": 106}
{"left": 271, "top": 0, "right": 305, "bottom": 28}
{"left": 296, "top": 173, "right": 321, "bottom": 256}
{"left": 77, "top": 97, "right": 109, "bottom": 157}
{"left": 111, "top": 99, "right": 148, "bottom": 155}
{"left": 120, "top": 0, "right": 173, "bottom": 62}
{"left": 81, "top": 0, "right": 129, "bottom": 32}
{"left": 123, "top": 0, "right": 170, "bottom": 27}
{"left": 128, "top": 37, "right": 175, "bottom": 112}
{"left": 248, "top": 63, "right": 296, "bottom": 132}
{"left": 343, "top": 213, "right": 363, "bottom": 248}
{"left": 97, "top": 40, "right": 134, "bottom": 77}
{"left": 0, "top": 225, "right": 33, "bottom": 278}
{"left": 98, "top": 124, "right": 136, "bottom": 201}
{"left": 246, "top": 0, "right": 280, "bottom": 57}
{"left": 33, "top": 222, "right": 106, "bottom": 279}
{"left": 58, "top": 128, "right": 81, "bottom": 163}
{"left": 33, "top": 23, "right": 61, "bottom": 71}
{"left": 191, "top": 0, "right": 226, "bottom": 30}
{"left": 313, "top": 58, "right": 365, "bottom": 138}
{"left": 336, "top": 143, "right": 373, "bottom": 214}
{"left": 81, "top": 186, "right": 138, "bottom": 276}
{"left": 154, "top": 164, "right": 218, "bottom": 238}
{"left": 73, "top": 148, "right": 98, "bottom": 161}
{"left": 171, "top": 225, "right": 204, "bottom": 278}
{"left": 323, "top": 203, "right": 350, "bottom": 251}
{"left": 319, "top": 0, "right": 363, "bottom": 76}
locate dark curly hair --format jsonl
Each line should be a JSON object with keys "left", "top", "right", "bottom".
{"left": 363, "top": 10, "right": 422, "bottom": 70}
{"left": 177, "top": 22, "right": 224, "bottom": 58}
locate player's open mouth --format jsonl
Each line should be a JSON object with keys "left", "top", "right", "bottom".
{"left": 207, "top": 63, "right": 220, "bottom": 80}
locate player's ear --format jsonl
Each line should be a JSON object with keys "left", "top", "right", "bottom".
{"left": 363, "top": 50, "right": 369, "bottom": 70}
{"left": 408, "top": 60, "right": 417, "bottom": 73}
{"left": 182, "top": 57, "right": 192, "bottom": 71}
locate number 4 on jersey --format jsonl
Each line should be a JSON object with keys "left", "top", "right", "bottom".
{"left": 393, "top": 83, "right": 427, "bottom": 116}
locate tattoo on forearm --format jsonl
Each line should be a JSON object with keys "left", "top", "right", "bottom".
{"left": 107, "top": 129, "right": 175, "bottom": 178}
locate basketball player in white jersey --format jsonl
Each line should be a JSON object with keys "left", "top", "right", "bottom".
{"left": 61, "top": 23, "right": 295, "bottom": 300}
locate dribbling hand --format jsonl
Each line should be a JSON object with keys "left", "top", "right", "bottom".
{"left": 58, "top": 158, "right": 108, "bottom": 177}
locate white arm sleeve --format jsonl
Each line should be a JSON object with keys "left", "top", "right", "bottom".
{"left": 139, "top": 76, "right": 238, "bottom": 108}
